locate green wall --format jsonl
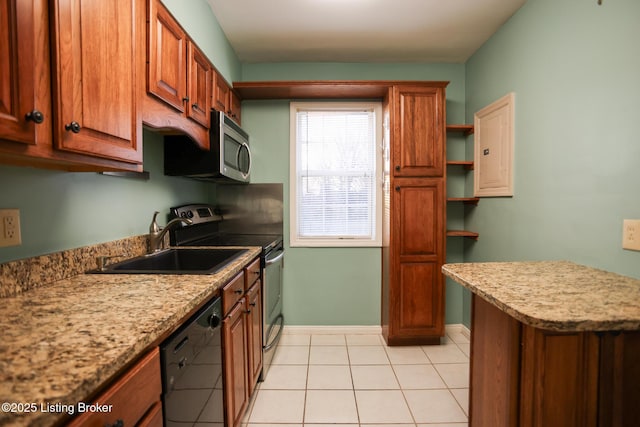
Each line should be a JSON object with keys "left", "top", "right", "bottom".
{"left": 0, "top": 132, "right": 211, "bottom": 263}
{"left": 241, "top": 63, "right": 468, "bottom": 325}
{"left": 462, "top": 0, "right": 640, "bottom": 324}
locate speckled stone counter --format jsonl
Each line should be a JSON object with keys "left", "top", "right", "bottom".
{"left": 442, "top": 261, "right": 640, "bottom": 332}
{"left": 0, "top": 246, "right": 261, "bottom": 427}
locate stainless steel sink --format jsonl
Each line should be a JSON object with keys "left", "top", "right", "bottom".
{"left": 88, "top": 248, "right": 248, "bottom": 274}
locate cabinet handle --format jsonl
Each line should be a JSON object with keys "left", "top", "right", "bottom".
{"left": 245, "top": 309, "right": 251, "bottom": 314}
{"left": 395, "top": 186, "right": 401, "bottom": 192}
{"left": 182, "top": 97, "right": 190, "bottom": 103}
{"left": 192, "top": 103, "right": 200, "bottom": 111}
{"left": 106, "top": 420, "right": 124, "bottom": 427}
{"left": 250, "top": 302, "right": 257, "bottom": 307}
{"left": 25, "top": 110, "right": 44, "bottom": 124}
{"left": 234, "top": 289, "right": 243, "bottom": 294}
{"left": 64, "top": 121, "right": 81, "bottom": 133}
{"left": 395, "top": 165, "right": 400, "bottom": 171}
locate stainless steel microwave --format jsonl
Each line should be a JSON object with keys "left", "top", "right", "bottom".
{"left": 164, "top": 111, "right": 251, "bottom": 182}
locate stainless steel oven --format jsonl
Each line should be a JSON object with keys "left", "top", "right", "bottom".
{"left": 169, "top": 186, "right": 284, "bottom": 380}
{"left": 262, "top": 241, "right": 284, "bottom": 379}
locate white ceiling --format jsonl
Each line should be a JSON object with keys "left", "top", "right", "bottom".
{"left": 207, "top": 0, "right": 527, "bottom": 63}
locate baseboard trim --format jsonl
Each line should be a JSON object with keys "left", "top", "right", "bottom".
{"left": 282, "top": 325, "right": 382, "bottom": 335}
{"left": 282, "top": 323, "right": 471, "bottom": 337}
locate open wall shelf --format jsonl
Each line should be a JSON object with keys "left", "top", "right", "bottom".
{"left": 446, "top": 124, "right": 478, "bottom": 240}
{"left": 447, "top": 230, "right": 479, "bottom": 240}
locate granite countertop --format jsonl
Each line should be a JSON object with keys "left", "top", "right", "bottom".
{"left": 442, "top": 261, "right": 640, "bottom": 332}
{"left": 0, "top": 246, "right": 261, "bottom": 427}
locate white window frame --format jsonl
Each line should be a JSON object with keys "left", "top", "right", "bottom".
{"left": 290, "top": 101, "right": 383, "bottom": 247}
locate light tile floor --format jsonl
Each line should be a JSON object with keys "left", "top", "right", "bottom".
{"left": 243, "top": 327, "right": 470, "bottom": 427}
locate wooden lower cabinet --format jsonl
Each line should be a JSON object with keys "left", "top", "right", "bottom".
{"left": 222, "top": 259, "right": 264, "bottom": 427}
{"left": 246, "top": 281, "right": 263, "bottom": 396}
{"left": 470, "top": 295, "right": 640, "bottom": 427}
{"left": 223, "top": 297, "right": 249, "bottom": 427}
{"left": 382, "top": 178, "right": 445, "bottom": 345}
{"left": 68, "top": 348, "right": 162, "bottom": 427}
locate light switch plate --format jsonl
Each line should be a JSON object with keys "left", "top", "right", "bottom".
{"left": 622, "top": 219, "right": 640, "bottom": 251}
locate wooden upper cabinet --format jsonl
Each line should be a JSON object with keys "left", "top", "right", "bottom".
{"left": 145, "top": 0, "right": 212, "bottom": 138}
{"left": 186, "top": 42, "right": 211, "bottom": 128}
{"left": 50, "top": 0, "right": 141, "bottom": 164}
{"left": 148, "top": 0, "right": 186, "bottom": 112}
{"left": 0, "top": 0, "right": 51, "bottom": 146}
{"left": 393, "top": 85, "right": 445, "bottom": 177}
{"left": 213, "top": 72, "right": 230, "bottom": 112}
{"left": 212, "top": 72, "right": 241, "bottom": 125}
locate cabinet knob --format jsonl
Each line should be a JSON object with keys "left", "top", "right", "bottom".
{"left": 182, "top": 97, "right": 190, "bottom": 103}
{"left": 245, "top": 309, "right": 251, "bottom": 314}
{"left": 395, "top": 186, "right": 401, "bottom": 192}
{"left": 234, "top": 289, "right": 243, "bottom": 294}
{"left": 106, "top": 420, "right": 124, "bottom": 427}
{"left": 192, "top": 103, "right": 199, "bottom": 111}
{"left": 64, "top": 121, "right": 81, "bottom": 133}
{"left": 395, "top": 165, "right": 400, "bottom": 171}
{"left": 250, "top": 302, "right": 257, "bottom": 307}
{"left": 25, "top": 110, "right": 44, "bottom": 124}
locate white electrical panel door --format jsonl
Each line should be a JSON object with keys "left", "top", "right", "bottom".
{"left": 474, "top": 93, "right": 515, "bottom": 197}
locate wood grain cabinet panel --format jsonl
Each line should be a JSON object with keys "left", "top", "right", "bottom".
{"left": 186, "top": 42, "right": 211, "bottom": 128}
{"left": 470, "top": 295, "right": 640, "bottom": 427}
{"left": 51, "top": 0, "right": 141, "bottom": 164}
{"left": 148, "top": 0, "right": 186, "bottom": 112}
{"left": 246, "top": 281, "right": 263, "bottom": 395}
{"left": 68, "top": 348, "right": 162, "bottom": 427}
{"left": 0, "top": 0, "right": 50, "bottom": 146}
{"left": 1, "top": 0, "right": 141, "bottom": 171}
{"left": 223, "top": 298, "right": 249, "bottom": 427}
{"left": 393, "top": 85, "right": 445, "bottom": 177}
{"left": 382, "top": 84, "right": 448, "bottom": 346}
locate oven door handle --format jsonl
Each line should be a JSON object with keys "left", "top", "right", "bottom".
{"left": 263, "top": 313, "right": 284, "bottom": 351}
{"left": 265, "top": 249, "right": 284, "bottom": 265}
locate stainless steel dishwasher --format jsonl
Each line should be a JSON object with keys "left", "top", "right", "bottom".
{"left": 160, "top": 296, "right": 223, "bottom": 427}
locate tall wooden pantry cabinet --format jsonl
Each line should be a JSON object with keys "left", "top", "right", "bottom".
{"left": 382, "top": 83, "right": 448, "bottom": 345}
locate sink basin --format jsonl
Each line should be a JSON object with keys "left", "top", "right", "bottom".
{"left": 88, "top": 248, "right": 248, "bottom": 275}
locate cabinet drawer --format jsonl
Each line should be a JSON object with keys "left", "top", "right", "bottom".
{"left": 69, "top": 348, "right": 161, "bottom": 427}
{"left": 244, "top": 257, "right": 261, "bottom": 290}
{"left": 222, "top": 271, "right": 245, "bottom": 315}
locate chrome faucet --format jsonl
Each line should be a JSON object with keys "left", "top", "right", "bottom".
{"left": 148, "top": 211, "right": 192, "bottom": 253}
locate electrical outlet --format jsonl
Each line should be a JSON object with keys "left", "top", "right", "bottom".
{"left": 622, "top": 219, "right": 640, "bottom": 251}
{"left": 0, "top": 209, "right": 21, "bottom": 247}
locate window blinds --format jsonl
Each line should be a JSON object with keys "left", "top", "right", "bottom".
{"left": 295, "top": 108, "right": 377, "bottom": 240}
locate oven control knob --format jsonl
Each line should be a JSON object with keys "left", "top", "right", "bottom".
{"left": 208, "top": 314, "right": 221, "bottom": 329}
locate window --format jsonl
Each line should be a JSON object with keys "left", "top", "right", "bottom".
{"left": 290, "top": 102, "right": 383, "bottom": 247}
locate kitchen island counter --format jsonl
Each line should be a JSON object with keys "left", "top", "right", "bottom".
{"left": 0, "top": 246, "right": 261, "bottom": 427}
{"left": 442, "top": 261, "right": 640, "bottom": 427}
{"left": 442, "top": 260, "right": 640, "bottom": 331}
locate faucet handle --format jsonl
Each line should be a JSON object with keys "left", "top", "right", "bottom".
{"left": 149, "top": 211, "right": 161, "bottom": 234}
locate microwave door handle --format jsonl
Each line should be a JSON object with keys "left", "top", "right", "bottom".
{"left": 238, "top": 142, "right": 251, "bottom": 178}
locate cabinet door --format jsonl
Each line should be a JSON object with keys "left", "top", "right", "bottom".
{"left": 389, "top": 178, "right": 445, "bottom": 343}
{"left": 213, "top": 72, "right": 230, "bottom": 113}
{"left": 230, "top": 90, "right": 242, "bottom": 124}
{"left": 246, "top": 281, "right": 263, "bottom": 395}
{"left": 393, "top": 85, "right": 445, "bottom": 177}
{"left": 519, "top": 326, "right": 600, "bottom": 427}
{"left": 148, "top": 0, "right": 186, "bottom": 112}
{"left": 0, "top": 0, "right": 50, "bottom": 146}
{"left": 223, "top": 300, "right": 248, "bottom": 427}
{"left": 186, "top": 42, "right": 211, "bottom": 128}
{"left": 51, "top": 0, "right": 141, "bottom": 163}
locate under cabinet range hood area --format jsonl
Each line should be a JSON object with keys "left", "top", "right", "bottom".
{"left": 164, "top": 111, "right": 251, "bottom": 183}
